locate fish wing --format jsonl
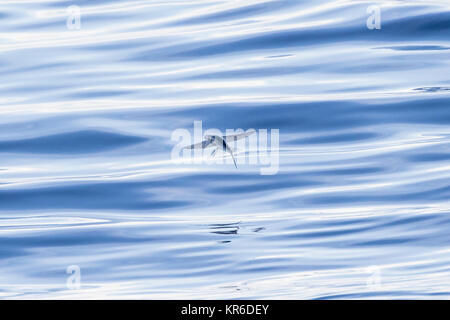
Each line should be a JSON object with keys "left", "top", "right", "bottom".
{"left": 183, "top": 140, "right": 213, "bottom": 149}
{"left": 223, "top": 130, "right": 256, "bottom": 142}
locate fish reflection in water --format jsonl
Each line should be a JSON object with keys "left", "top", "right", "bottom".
{"left": 209, "top": 222, "right": 240, "bottom": 235}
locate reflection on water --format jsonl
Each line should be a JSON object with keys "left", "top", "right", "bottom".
{"left": 0, "top": 0, "right": 450, "bottom": 299}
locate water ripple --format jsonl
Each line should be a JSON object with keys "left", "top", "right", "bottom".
{"left": 0, "top": 0, "right": 449, "bottom": 299}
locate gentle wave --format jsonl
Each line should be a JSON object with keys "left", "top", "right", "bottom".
{"left": 0, "top": 0, "right": 449, "bottom": 299}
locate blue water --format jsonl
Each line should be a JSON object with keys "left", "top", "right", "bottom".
{"left": 0, "top": 0, "right": 450, "bottom": 299}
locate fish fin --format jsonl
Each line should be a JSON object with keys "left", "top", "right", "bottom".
{"left": 230, "top": 151, "right": 237, "bottom": 168}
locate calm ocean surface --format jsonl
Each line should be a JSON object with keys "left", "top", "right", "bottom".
{"left": 0, "top": 0, "right": 450, "bottom": 299}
